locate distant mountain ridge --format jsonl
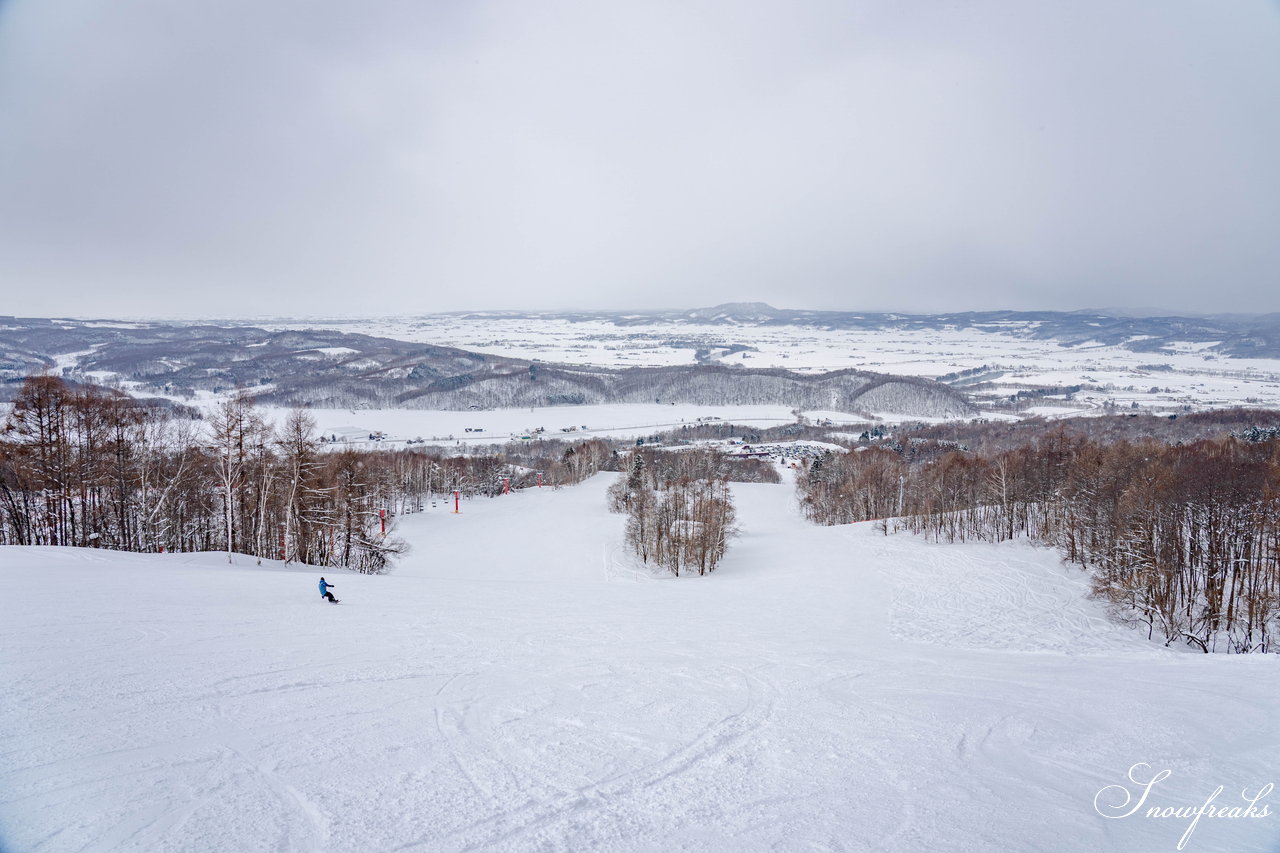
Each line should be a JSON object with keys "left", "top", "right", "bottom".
{"left": 684, "top": 302, "right": 790, "bottom": 323}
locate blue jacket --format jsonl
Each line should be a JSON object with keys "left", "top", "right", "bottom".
{"left": 319, "top": 579, "right": 331, "bottom": 596}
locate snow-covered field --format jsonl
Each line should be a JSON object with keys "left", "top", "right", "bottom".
{"left": 3, "top": 475, "right": 1277, "bottom": 852}
{"left": 25, "top": 315, "right": 1280, "bottom": 432}
{"left": 282, "top": 403, "right": 802, "bottom": 450}
{"left": 260, "top": 314, "right": 1280, "bottom": 416}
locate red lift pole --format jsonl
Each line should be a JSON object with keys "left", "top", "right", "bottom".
{"left": 453, "top": 489, "right": 461, "bottom": 513}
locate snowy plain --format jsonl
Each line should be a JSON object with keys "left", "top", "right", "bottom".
{"left": 257, "top": 314, "right": 1280, "bottom": 416}
{"left": 283, "top": 403, "right": 802, "bottom": 451}
{"left": 23, "top": 314, "right": 1280, "bottom": 439}
{"left": 3, "top": 473, "right": 1278, "bottom": 852}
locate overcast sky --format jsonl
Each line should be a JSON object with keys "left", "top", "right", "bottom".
{"left": 1, "top": 1, "right": 1278, "bottom": 319}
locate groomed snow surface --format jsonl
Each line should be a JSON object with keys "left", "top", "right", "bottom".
{"left": 3, "top": 475, "right": 1278, "bottom": 852}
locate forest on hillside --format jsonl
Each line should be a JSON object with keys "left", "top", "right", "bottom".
{"left": 0, "top": 376, "right": 616, "bottom": 571}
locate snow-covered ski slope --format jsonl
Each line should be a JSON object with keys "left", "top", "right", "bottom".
{"left": 2, "top": 476, "right": 1278, "bottom": 852}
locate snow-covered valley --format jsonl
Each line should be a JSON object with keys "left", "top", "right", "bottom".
{"left": 10, "top": 309, "right": 1280, "bottom": 427}
{"left": 3, "top": 474, "right": 1277, "bottom": 852}
{"left": 260, "top": 312, "right": 1280, "bottom": 417}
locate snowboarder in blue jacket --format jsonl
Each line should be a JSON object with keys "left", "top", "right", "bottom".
{"left": 319, "top": 577, "right": 338, "bottom": 603}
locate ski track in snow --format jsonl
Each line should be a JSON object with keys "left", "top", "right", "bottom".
{"left": 2, "top": 476, "right": 1280, "bottom": 852}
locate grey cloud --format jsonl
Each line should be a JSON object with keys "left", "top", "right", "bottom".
{"left": 0, "top": 0, "right": 1277, "bottom": 318}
